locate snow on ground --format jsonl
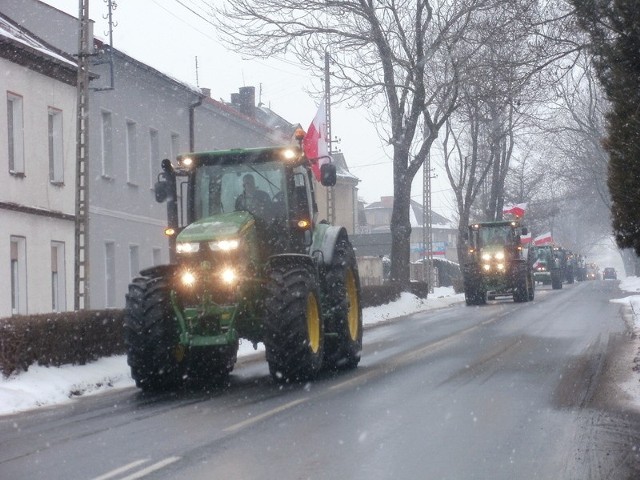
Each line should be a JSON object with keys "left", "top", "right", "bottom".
{"left": 609, "top": 276, "right": 640, "bottom": 407}
{"left": 0, "top": 287, "right": 464, "bottom": 416}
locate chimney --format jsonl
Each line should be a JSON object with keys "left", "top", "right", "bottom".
{"left": 381, "top": 196, "right": 394, "bottom": 208}
{"left": 238, "top": 86, "right": 256, "bottom": 117}
{"left": 201, "top": 87, "right": 211, "bottom": 98}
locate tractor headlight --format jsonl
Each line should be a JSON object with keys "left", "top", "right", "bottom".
{"left": 497, "top": 263, "right": 505, "bottom": 271}
{"left": 180, "top": 270, "right": 197, "bottom": 287}
{"left": 483, "top": 264, "right": 491, "bottom": 271}
{"left": 220, "top": 267, "right": 238, "bottom": 285}
{"left": 176, "top": 242, "right": 200, "bottom": 254}
{"left": 209, "top": 239, "right": 240, "bottom": 251}
{"left": 281, "top": 148, "right": 297, "bottom": 161}
{"left": 495, "top": 251, "right": 505, "bottom": 260}
{"left": 482, "top": 253, "right": 492, "bottom": 261}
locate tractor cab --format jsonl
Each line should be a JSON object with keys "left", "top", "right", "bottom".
{"left": 155, "top": 146, "right": 335, "bottom": 261}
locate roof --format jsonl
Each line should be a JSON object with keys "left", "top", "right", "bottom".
{"left": 331, "top": 152, "right": 359, "bottom": 183}
{"left": 0, "top": 12, "right": 77, "bottom": 84}
{"left": 364, "top": 197, "right": 454, "bottom": 229}
{"left": 93, "top": 38, "right": 201, "bottom": 96}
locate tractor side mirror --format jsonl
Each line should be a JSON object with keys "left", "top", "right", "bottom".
{"left": 320, "top": 163, "right": 336, "bottom": 187}
{"left": 155, "top": 177, "right": 169, "bottom": 203}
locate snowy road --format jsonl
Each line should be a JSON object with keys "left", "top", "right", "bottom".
{"left": 1, "top": 280, "right": 640, "bottom": 479}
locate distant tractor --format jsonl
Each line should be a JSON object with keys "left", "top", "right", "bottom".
{"left": 576, "top": 255, "right": 587, "bottom": 282}
{"left": 462, "top": 220, "right": 534, "bottom": 305}
{"left": 124, "top": 140, "right": 363, "bottom": 391}
{"left": 532, "top": 245, "right": 565, "bottom": 289}
{"left": 564, "top": 251, "right": 576, "bottom": 284}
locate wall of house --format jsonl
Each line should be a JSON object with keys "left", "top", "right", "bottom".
{"left": 312, "top": 180, "right": 357, "bottom": 234}
{"left": 0, "top": 57, "right": 76, "bottom": 316}
{"left": 194, "top": 98, "right": 279, "bottom": 151}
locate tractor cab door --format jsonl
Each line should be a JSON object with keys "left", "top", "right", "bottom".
{"left": 287, "top": 168, "right": 315, "bottom": 253}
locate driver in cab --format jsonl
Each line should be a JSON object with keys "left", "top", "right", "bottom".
{"left": 235, "top": 174, "right": 272, "bottom": 219}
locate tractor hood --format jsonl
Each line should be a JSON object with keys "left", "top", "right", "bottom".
{"left": 177, "top": 211, "right": 255, "bottom": 243}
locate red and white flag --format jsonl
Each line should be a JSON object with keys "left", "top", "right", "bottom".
{"left": 520, "top": 233, "right": 532, "bottom": 245}
{"left": 534, "top": 232, "right": 553, "bottom": 246}
{"left": 503, "top": 203, "right": 527, "bottom": 218}
{"left": 302, "top": 96, "right": 330, "bottom": 181}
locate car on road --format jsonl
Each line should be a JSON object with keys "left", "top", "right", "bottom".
{"left": 603, "top": 267, "right": 617, "bottom": 280}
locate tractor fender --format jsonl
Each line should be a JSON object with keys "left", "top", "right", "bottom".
{"left": 311, "top": 224, "right": 349, "bottom": 267}
{"left": 139, "top": 263, "right": 179, "bottom": 278}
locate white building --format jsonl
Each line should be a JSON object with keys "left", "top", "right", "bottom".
{"left": 0, "top": 14, "right": 77, "bottom": 316}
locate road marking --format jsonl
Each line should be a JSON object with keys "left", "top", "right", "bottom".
{"left": 118, "top": 457, "right": 181, "bottom": 480}
{"left": 223, "top": 398, "right": 308, "bottom": 433}
{"left": 91, "top": 459, "right": 149, "bottom": 480}
{"left": 328, "top": 369, "right": 380, "bottom": 391}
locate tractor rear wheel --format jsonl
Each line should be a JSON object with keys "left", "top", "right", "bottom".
{"left": 124, "top": 275, "right": 184, "bottom": 391}
{"left": 323, "top": 240, "right": 363, "bottom": 370}
{"left": 264, "top": 265, "right": 324, "bottom": 383}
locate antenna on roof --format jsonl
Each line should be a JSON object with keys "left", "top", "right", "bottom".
{"left": 195, "top": 56, "right": 199, "bottom": 87}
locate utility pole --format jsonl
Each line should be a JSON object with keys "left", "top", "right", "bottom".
{"left": 422, "top": 152, "right": 436, "bottom": 293}
{"left": 324, "top": 50, "right": 335, "bottom": 224}
{"left": 74, "top": 0, "right": 91, "bottom": 310}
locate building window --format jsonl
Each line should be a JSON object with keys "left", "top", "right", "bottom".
{"left": 149, "top": 128, "right": 159, "bottom": 189}
{"left": 105, "top": 241, "right": 116, "bottom": 308}
{"left": 7, "top": 93, "right": 25, "bottom": 175}
{"left": 10, "top": 236, "right": 27, "bottom": 315}
{"left": 101, "top": 110, "right": 113, "bottom": 177}
{"left": 170, "top": 133, "right": 180, "bottom": 160}
{"left": 126, "top": 120, "right": 138, "bottom": 184}
{"left": 48, "top": 107, "right": 64, "bottom": 184}
{"left": 152, "top": 247, "right": 162, "bottom": 266}
{"left": 51, "top": 241, "right": 66, "bottom": 311}
{"left": 129, "top": 244, "right": 139, "bottom": 279}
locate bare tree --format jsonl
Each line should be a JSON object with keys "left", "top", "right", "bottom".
{"left": 535, "top": 58, "right": 612, "bottom": 252}
{"left": 208, "top": 0, "right": 517, "bottom": 287}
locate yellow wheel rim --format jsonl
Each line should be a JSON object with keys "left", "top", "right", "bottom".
{"left": 307, "top": 292, "right": 321, "bottom": 353}
{"left": 346, "top": 268, "right": 360, "bottom": 341}
{"left": 173, "top": 343, "right": 186, "bottom": 362}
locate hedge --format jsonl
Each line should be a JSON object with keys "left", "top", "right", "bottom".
{"left": 0, "top": 310, "right": 125, "bottom": 377}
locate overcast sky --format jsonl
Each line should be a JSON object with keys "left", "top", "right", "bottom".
{"left": 40, "top": 0, "right": 454, "bottom": 215}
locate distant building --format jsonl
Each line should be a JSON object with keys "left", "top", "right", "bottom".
{"left": 352, "top": 195, "right": 458, "bottom": 263}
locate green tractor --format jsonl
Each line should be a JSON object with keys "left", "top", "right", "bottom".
{"left": 564, "top": 251, "right": 576, "bottom": 284}
{"left": 531, "top": 245, "right": 564, "bottom": 289}
{"left": 462, "top": 220, "right": 534, "bottom": 305}
{"left": 124, "top": 142, "right": 363, "bottom": 391}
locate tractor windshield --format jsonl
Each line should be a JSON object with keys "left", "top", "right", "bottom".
{"left": 193, "top": 160, "right": 286, "bottom": 222}
{"left": 479, "top": 225, "right": 512, "bottom": 247}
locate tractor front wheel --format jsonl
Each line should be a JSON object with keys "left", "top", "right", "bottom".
{"left": 264, "top": 265, "right": 324, "bottom": 383}
{"left": 464, "top": 281, "right": 486, "bottom": 306}
{"left": 124, "top": 275, "right": 184, "bottom": 391}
